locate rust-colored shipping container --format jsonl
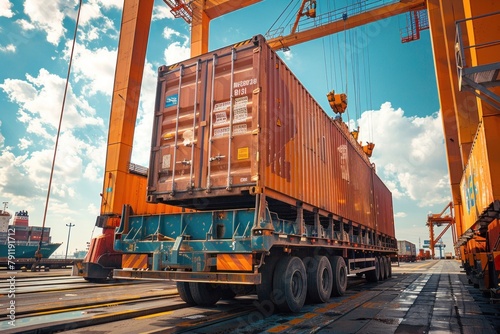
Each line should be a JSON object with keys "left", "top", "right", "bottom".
{"left": 13, "top": 230, "right": 29, "bottom": 242}
{"left": 372, "top": 172, "right": 394, "bottom": 237}
{"left": 147, "top": 35, "right": 393, "bottom": 239}
{"left": 418, "top": 249, "right": 425, "bottom": 260}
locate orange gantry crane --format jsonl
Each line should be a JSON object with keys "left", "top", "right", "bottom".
{"left": 426, "top": 1, "right": 500, "bottom": 292}
{"left": 426, "top": 202, "right": 455, "bottom": 259}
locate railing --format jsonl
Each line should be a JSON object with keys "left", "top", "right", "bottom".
{"left": 455, "top": 11, "right": 500, "bottom": 108}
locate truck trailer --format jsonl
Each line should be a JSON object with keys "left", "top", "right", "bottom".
{"left": 113, "top": 35, "right": 397, "bottom": 313}
{"left": 397, "top": 240, "right": 417, "bottom": 262}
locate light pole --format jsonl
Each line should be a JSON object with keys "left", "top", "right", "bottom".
{"left": 65, "top": 223, "right": 75, "bottom": 260}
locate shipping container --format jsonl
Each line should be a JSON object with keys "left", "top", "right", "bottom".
{"left": 29, "top": 226, "right": 51, "bottom": 236}
{"left": 397, "top": 240, "right": 416, "bottom": 262}
{"left": 12, "top": 230, "right": 29, "bottom": 242}
{"left": 459, "top": 116, "right": 500, "bottom": 234}
{"left": 425, "top": 250, "right": 431, "bottom": 259}
{"left": 114, "top": 36, "right": 397, "bottom": 313}
{"left": 457, "top": 115, "right": 500, "bottom": 291}
{"left": 12, "top": 225, "right": 29, "bottom": 231}
{"left": 147, "top": 35, "right": 393, "bottom": 240}
{"left": 418, "top": 248, "right": 425, "bottom": 260}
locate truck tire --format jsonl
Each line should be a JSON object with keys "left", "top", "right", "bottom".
{"left": 378, "top": 256, "right": 385, "bottom": 281}
{"left": 383, "top": 256, "right": 390, "bottom": 279}
{"left": 177, "top": 281, "right": 196, "bottom": 305}
{"left": 272, "top": 256, "right": 307, "bottom": 312}
{"left": 331, "top": 256, "right": 347, "bottom": 296}
{"left": 189, "top": 283, "right": 222, "bottom": 306}
{"left": 305, "top": 256, "right": 333, "bottom": 303}
{"left": 380, "top": 257, "right": 387, "bottom": 280}
{"left": 256, "top": 255, "right": 280, "bottom": 306}
{"left": 366, "top": 257, "right": 379, "bottom": 282}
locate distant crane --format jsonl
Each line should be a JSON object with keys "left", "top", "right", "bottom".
{"left": 426, "top": 202, "right": 455, "bottom": 260}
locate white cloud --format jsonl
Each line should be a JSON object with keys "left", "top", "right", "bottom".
{"left": 18, "top": 137, "right": 32, "bottom": 150}
{"left": 358, "top": 102, "right": 450, "bottom": 207}
{"left": 20, "top": 0, "right": 75, "bottom": 45}
{"left": 16, "top": 18, "right": 35, "bottom": 31}
{"left": 97, "top": 0, "right": 122, "bottom": 10}
{"left": 280, "top": 50, "right": 293, "bottom": 61}
{"left": 153, "top": 5, "right": 175, "bottom": 21}
{"left": 78, "top": 0, "right": 117, "bottom": 41}
{"left": 131, "top": 62, "right": 158, "bottom": 166}
{"left": 163, "top": 27, "right": 181, "bottom": 40}
{"left": 0, "top": 0, "right": 13, "bottom": 18}
{"left": 0, "top": 44, "right": 15, "bottom": 52}
{"left": 164, "top": 37, "right": 191, "bottom": 65}
{"left": 0, "top": 121, "right": 4, "bottom": 146}
{"left": 394, "top": 212, "right": 407, "bottom": 218}
{"left": 67, "top": 42, "right": 117, "bottom": 96}
{"left": 0, "top": 68, "right": 102, "bottom": 132}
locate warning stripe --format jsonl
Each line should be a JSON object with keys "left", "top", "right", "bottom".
{"left": 217, "top": 253, "right": 252, "bottom": 271}
{"left": 122, "top": 254, "right": 148, "bottom": 269}
{"left": 233, "top": 38, "right": 252, "bottom": 49}
{"left": 167, "top": 63, "right": 180, "bottom": 71}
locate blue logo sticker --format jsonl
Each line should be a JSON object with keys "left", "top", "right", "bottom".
{"left": 165, "top": 94, "right": 178, "bottom": 107}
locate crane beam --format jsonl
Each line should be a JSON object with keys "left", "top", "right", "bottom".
{"left": 203, "top": 0, "right": 262, "bottom": 19}
{"left": 190, "top": 0, "right": 262, "bottom": 56}
{"left": 267, "top": 0, "right": 425, "bottom": 50}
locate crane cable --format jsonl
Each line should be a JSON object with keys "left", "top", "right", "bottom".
{"left": 36, "top": 0, "right": 83, "bottom": 264}
{"left": 267, "top": 0, "right": 295, "bottom": 35}
{"left": 366, "top": 31, "right": 374, "bottom": 143}
{"left": 344, "top": 17, "right": 350, "bottom": 126}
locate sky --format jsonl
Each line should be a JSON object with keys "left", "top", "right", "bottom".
{"left": 0, "top": 0, "right": 454, "bottom": 257}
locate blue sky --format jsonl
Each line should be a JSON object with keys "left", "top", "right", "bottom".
{"left": 0, "top": 0, "right": 453, "bottom": 256}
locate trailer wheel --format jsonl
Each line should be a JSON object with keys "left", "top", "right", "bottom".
{"left": 272, "top": 256, "right": 307, "bottom": 312}
{"left": 366, "top": 256, "right": 379, "bottom": 282}
{"left": 189, "top": 283, "right": 222, "bottom": 306}
{"left": 383, "top": 256, "right": 391, "bottom": 279}
{"left": 256, "top": 255, "right": 280, "bottom": 306}
{"left": 305, "top": 256, "right": 333, "bottom": 303}
{"left": 331, "top": 256, "right": 347, "bottom": 296}
{"left": 220, "top": 286, "right": 237, "bottom": 300}
{"left": 380, "top": 257, "right": 387, "bottom": 280}
{"left": 176, "top": 281, "right": 196, "bottom": 305}
{"left": 378, "top": 257, "right": 385, "bottom": 281}
{"left": 388, "top": 257, "right": 393, "bottom": 277}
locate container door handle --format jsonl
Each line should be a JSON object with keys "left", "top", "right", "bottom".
{"left": 209, "top": 154, "right": 226, "bottom": 162}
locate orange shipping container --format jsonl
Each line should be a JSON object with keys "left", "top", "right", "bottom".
{"left": 148, "top": 35, "right": 394, "bottom": 239}
{"left": 460, "top": 116, "right": 500, "bottom": 234}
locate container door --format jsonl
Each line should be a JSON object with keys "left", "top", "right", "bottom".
{"left": 150, "top": 41, "right": 260, "bottom": 202}
{"left": 154, "top": 60, "right": 203, "bottom": 195}
{"left": 205, "top": 48, "right": 259, "bottom": 193}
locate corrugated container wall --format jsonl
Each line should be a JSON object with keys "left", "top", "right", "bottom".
{"left": 460, "top": 116, "right": 500, "bottom": 233}
{"left": 397, "top": 240, "right": 416, "bottom": 257}
{"left": 148, "top": 35, "right": 394, "bottom": 238}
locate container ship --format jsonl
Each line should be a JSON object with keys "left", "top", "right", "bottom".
{"left": 0, "top": 207, "right": 61, "bottom": 259}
